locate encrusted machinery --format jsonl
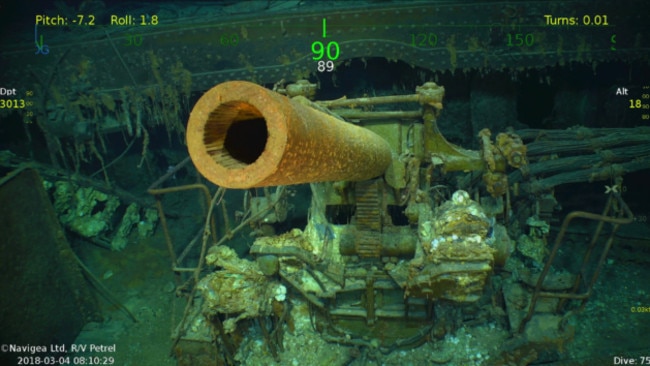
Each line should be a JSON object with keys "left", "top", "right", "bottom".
{"left": 182, "top": 79, "right": 534, "bottom": 358}
{"left": 175, "top": 71, "right": 642, "bottom": 364}
{"left": 244, "top": 185, "right": 502, "bottom": 351}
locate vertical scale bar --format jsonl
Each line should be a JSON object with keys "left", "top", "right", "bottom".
{"left": 322, "top": 18, "right": 327, "bottom": 38}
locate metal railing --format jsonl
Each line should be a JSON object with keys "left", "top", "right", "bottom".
{"left": 147, "top": 157, "right": 219, "bottom": 284}
{"left": 518, "top": 191, "right": 634, "bottom": 333}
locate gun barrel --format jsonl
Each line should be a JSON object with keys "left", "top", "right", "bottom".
{"left": 187, "top": 81, "right": 392, "bottom": 188}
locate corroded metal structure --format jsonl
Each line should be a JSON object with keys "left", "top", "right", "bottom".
{"left": 1, "top": 1, "right": 644, "bottom": 364}
{"left": 186, "top": 81, "right": 392, "bottom": 188}
{"left": 175, "top": 74, "right": 641, "bottom": 363}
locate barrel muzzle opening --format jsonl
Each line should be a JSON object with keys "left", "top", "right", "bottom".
{"left": 203, "top": 101, "right": 268, "bottom": 169}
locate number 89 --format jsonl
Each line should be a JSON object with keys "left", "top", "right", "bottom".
{"left": 317, "top": 60, "right": 334, "bottom": 72}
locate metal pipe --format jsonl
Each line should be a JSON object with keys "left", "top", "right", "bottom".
{"left": 147, "top": 156, "right": 191, "bottom": 191}
{"left": 186, "top": 81, "right": 392, "bottom": 188}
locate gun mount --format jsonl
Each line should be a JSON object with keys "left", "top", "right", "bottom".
{"left": 174, "top": 79, "right": 638, "bottom": 365}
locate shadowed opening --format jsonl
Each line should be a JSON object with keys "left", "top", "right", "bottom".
{"left": 202, "top": 101, "right": 268, "bottom": 169}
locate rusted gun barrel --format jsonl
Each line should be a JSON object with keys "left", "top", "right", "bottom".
{"left": 186, "top": 81, "right": 392, "bottom": 188}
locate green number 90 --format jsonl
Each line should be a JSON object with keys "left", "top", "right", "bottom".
{"left": 311, "top": 41, "right": 340, "bottom": 61}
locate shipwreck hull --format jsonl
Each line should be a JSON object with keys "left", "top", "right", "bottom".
{"left": 2, "top": 1, "right": 649, "bottom": 94}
